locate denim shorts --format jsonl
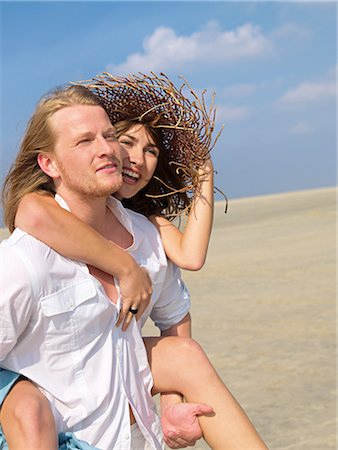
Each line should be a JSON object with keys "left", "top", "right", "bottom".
{"left": 0, "top": 369, "right": 22, "bottom": 408}
{"left": 0, "top": 368, "right": 97, "bottom": 450}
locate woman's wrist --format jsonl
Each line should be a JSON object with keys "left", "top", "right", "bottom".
{"left": 112, "top": 246, "right": 138, "bottom": 278}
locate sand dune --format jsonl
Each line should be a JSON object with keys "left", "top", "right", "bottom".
{"left": 147, "top": 187, "right": 336, "bottom": 449}
{"left": 1, "top": 187, "right": 336, "bottom": 449}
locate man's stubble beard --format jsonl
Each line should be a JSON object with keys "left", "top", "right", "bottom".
{"left": 56, "top": 160, "right": 123, "bottom": 199}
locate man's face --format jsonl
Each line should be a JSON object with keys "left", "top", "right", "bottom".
{"left": 48, "top": 104, "right": 123, "bottom": 199}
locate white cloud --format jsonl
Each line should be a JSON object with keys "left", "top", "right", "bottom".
{"left": 272, "top": 22, "right": 311, "bottom": 40}
{"left": 280, "top": 80, "right": 336, "bottom": 104}
{"left": 107, "top": 21, "right": 273, "bottom": 74}
{"left": 216, "top": 104, "right": 251, "bottom": 124}
{"left": 290, "top": 121, "right": 313, "bottom": 135}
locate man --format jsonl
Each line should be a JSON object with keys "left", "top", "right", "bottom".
{"left": 0, "top": 85, "right": 195, "bottom": 449}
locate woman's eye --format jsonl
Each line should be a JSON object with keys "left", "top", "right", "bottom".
{"left": 146, "top": 148, "right": 159, "bottom": 157}
{"left": 119, "top": 140, "right": 132, "bottom": 147}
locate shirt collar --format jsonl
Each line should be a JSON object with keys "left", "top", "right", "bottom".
{"left": 54, "top": 194, "right": 70, "bottom": 211}
{"left": 106, "top": 196, "right": 135, "bottom": 238}
{"left": 54, "top": 194, "right": 135, "bottom": 240}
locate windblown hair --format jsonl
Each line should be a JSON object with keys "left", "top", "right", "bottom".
{"left": 2, "top": 85, "right": 102, "bottom": 232}
{"left": 76, "top": 72, "right": 223, "bottom": 219}
{"left": 114, "top": 120, "right": 189, "bottom": 218}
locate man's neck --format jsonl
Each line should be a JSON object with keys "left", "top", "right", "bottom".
{"left": 56, "top": 190, "right": 109, "bottom": 234}
{"left": 56, "top": 190, "right": 132, "bottom": 248}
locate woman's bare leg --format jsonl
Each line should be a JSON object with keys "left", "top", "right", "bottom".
{"left": 0, "top": 380, "right": 57, "bottom": 450}
{"left": 144, "top": 336, "right": 268, "bottom": 450}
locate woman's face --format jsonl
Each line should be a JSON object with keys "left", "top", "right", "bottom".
{"left": 116, "top": 124, "right": 160, "bottom": 199}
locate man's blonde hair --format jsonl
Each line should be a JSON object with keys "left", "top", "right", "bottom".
{"left": 2, "top": 85, "right": 102, "bottom": 232}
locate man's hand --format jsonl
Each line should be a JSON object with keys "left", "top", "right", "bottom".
{"left": 116, "top": 266, "right": 152, "bottom": 331}
{"left": 161, "top": 402, "right": 214, "bottom": 449}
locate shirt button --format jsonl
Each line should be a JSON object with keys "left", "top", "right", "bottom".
{"left": 67, "top": 298, "right": 74, "bottom": 308}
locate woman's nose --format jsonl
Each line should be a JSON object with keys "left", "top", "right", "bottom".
{"left": 129, "top": 146, "right": 144, "bottom": 167}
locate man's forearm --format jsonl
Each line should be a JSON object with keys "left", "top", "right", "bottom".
{"left": 159, "top": 312, "right": 208, "bottom": 448}
{"left": 160, "top": 313, "right": 192, "bottom": 412}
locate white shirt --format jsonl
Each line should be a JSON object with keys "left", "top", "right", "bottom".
{"left": 0, "top": 195, "right": 190, "bottom": 449}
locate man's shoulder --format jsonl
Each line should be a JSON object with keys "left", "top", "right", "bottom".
{"left": 108, "top": 196, "right": 160, "bottom": 236}
{"left": 2, "top": 228, "right": 45, "bottom": 246}
{"left": 1, "top": 229, "right": 52, "bottom": 291}
{"left": 1, "top": 228, "right": 25, "bottom": 249}
{"left": 125, "top": 208, "right": 157, "bottom": 231}
{"left": 125, "top": 208, "right": 165, "bottom": 253}
{"left": 1, "top": 228, "right": 52, "bottom": 260}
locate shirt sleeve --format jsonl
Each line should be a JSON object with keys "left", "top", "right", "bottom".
{"left": 0, "top": 245, "right": 34, "bottom": 360}
{"left": 150, "top": 261, "right": 191, "bottom": 331}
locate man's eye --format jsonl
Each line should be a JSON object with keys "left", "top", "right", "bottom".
{"left": 78, "top": 139, "right": 91, "bottom": 145}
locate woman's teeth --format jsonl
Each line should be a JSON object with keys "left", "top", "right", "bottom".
{"left": 122, "top": 169, "right": 140, "bottom": 180}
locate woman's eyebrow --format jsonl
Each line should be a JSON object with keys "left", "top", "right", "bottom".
{"left": 120, "top": 133, "right": 137, "bottom": 141}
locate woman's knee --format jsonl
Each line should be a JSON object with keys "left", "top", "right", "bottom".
{"left": 156, "top": 337, "right": 214, "bottom": 390}
{"left": 174, "top": 337, "right": 209, "bottom": 364}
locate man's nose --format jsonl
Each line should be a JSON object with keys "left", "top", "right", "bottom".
{"left": 97, "top": 136, "right": 122, "bottom": 159}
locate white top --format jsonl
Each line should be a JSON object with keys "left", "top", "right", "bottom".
{"left": 0, "top": 195, "right": 190, "bottom": 450}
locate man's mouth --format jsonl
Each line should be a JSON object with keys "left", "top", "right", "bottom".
{"left": 96, "top": 162, "right": 119, "bottom": 173}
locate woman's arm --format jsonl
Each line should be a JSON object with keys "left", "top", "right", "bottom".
{"left": 151, "top": 159, "right": 214, "bottom": 271}
{"left": 15, "top": 192, "right": 152, "bottom": 328}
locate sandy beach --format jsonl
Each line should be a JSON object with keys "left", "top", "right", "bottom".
{"left": 145, "top": 187, "right": 336, "bottom": 449}
{"left": 1, "top": 187, "right": 336, "bottom": 449}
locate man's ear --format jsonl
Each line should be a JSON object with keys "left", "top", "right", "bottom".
{"left": 37, "top": 153, "right": 60, "bottom": 179}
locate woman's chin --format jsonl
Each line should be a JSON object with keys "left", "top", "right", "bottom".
{"left": 115, "top": 187, "right": 136, "bottom": 200}
{"left": 117, "top": 181, "right": 146, "bottom": 200}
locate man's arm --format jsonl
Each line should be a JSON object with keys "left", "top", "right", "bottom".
{"left": 160, "top": 314, "right": 194, "bottom": 446}
{"left": 160, "top": 314, "right": 212, "bottom": 448}
{"left": 149, "top": 263, "right": 209, "bottom": 447}
{"left": 160, "top": 313, "right": 192, "bottom": 428}
{"left": 0, "top": 244, "right": 33, "bottom": 360}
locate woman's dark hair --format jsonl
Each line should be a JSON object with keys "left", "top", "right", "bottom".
{"left": 115, "top": 120, "right": 190, "bottom": 218}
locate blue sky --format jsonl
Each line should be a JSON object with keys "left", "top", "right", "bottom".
{"left": 0, "top": 1, "right": 336, "bottom": 224}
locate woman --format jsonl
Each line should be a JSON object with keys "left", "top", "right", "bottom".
{"left": 0, "top": 74, "right": 266, "bottom": 449}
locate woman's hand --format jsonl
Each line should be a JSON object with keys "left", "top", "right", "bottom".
{"left": 116, "top": 265, "right": 153, "bottom": 331}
